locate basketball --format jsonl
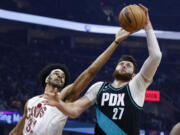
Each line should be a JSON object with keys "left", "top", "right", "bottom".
{"left": 119, "top": 5, "right": 147, "bottom": 32}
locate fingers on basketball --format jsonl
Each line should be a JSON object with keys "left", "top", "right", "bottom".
{"left": 139, "top": 4, "right": 148, "bottom": 13}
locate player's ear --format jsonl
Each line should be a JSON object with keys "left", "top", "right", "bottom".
{"left": 45, "top": 76, "right": 49, "bottom": 83}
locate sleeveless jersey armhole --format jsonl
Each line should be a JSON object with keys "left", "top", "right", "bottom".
{"left": 126, "top": 84, "right": 143, "bottom": 110}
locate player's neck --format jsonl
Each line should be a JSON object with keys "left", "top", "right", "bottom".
{"left": 44, "top": 84, "right": 56, "bottom": 93}
{"left": 112, "top": 79, "right": 129, "bottom": 88}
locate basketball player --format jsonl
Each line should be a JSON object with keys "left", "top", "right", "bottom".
{"left": 170, "top": 123, "right": 180, "bottom": 135}
{"left": 44, "top": 4, "right": 162, "bottom": 135}
{"left": 9, "top": 28, "right": 132, "bottom": 135}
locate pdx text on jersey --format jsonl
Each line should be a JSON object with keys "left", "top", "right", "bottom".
{"left": 101, "top": 93, "right": 125, "bottom": 106}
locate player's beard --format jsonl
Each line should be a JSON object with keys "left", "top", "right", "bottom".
{"left": 113, "top": 70, "right": 133, "bottom": 81}
{"left": 48, "top": 78, "right": 64, "bottom": 91}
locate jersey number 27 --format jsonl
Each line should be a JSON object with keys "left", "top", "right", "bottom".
{"left": 112, "top": 107, "right": 124, "bottom": 120}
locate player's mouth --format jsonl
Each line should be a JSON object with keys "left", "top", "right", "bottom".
{"left": 55, "top": 77, "right": 62, "bottom": 83}
{"left": 121, "top": 69, "right": 126, "bottom": 72}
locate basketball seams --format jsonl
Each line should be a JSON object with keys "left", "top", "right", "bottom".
{"left": 141, "top": 9, "right": 146, "bottom": 29}
{"left": 128, "top": 6, "right": 138, "bottom": 31}
{"left": 140, "top": 10, "right": 144, "bottom": 30}
{"left": 139, "top": 11, "right": 143, "bottom": 30}
{"left": 120, "top": 9, "right": 133, "bottom": 31}
{"left": 119, "top": 10, "right": 129, "bottom": 31}
{"left": 138, "top": 7, "right": 146, "bottom": 30}
{"left": 137, "top": 7, "right": 143, "bottom": 30}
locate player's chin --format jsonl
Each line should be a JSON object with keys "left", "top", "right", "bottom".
{"left": 50, "top": 81, "right": 63, "bottom": 88}
{"left": 53, "top": 79, "right": 63, "bottom": 85}
{"left": 55, "top": 82, "right": 64, "bottom": 87}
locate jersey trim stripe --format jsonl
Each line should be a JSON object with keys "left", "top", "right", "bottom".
{"left": 108, "top": 83, "right": 127, "bottom": 91}
{"left": 97, "top": 82, "right": 106, "bottom": 97}
{"left": 96, "top": 107, "right": 127, "bottom": 135}
{"left": 126, "top": 85, "right": 143, "bottom": 110}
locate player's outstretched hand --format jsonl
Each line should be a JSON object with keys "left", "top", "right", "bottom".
{"left": 115, "top": 28, "right": 131, "bottom": 43}
{"left": 139, "top": 4, "right": 152, "bottom": 30}
{"left": 43, "top": 88, "right": 60, "bottom": 107}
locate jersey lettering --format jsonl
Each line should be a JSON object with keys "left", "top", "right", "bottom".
{"left": 26, "top": 102, "right": 47, "bottom": 133}
{"left": 101, "top": 93, "right": 109, "bottom": 106}
{"left": 101, "top": 93, "right": 125, "bottom": 106}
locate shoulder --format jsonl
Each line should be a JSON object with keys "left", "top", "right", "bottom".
{"left": 170, "top": 123, "right": 180, "bottom": 135}
{"left": 86, "top": 81, "right": 105, "bottom": 94}
{"left": 90, "top": 81, "right": 104, "bottom": 89}
{"left": 85, "top": 81, "right": 105, "bottom": 104}
{"left": 94, "top": 81, "right": 104, "bottom": 86}
{"left": 130, "top": 73, "right": 151, "bottom": 89}
{"left": 27, "top": 95, "right": 41, "bottom": 104}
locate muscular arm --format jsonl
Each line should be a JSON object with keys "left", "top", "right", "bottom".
{"left": 45, "top": 82, "right": 103, "bottom": 118}
{"left": 130, "top": 25, "right": 162, "bottom": 107}
{"left": 140, "top": 26, "right": 162, "bottom": 82}
{"left": 56, "top": 96, "right": 91, "bottom": 118}
{"left": 60, "top": 30, "right": 130, "bottom": 102}
{"left": 129, "top": 5, "right": 162, "bottom": 107}
{"left": 9, "top": 102, "right": 28, "bottom": 135}
{"left": 139, "top": 4, "right": 162, "bottom": 82}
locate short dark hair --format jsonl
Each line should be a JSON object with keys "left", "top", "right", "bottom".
{"left": 118, "top": 55, "right": 138, "bottom": 73}
{"left": 39, "top": 64, "right": 70, "bottom": 89}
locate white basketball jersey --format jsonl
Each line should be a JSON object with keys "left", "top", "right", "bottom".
{"left": 23, "top": 96, "right": 68, "bottom": 135}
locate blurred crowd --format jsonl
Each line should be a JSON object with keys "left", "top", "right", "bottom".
{"left": 1, "top": 0, "right": 180, "bottom": 31}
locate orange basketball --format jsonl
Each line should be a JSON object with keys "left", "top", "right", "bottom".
{"left": 119, "top": 5, "right": 147, "bottom": 32}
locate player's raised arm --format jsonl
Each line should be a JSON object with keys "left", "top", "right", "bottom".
{"left": 138, "top": 4, "right": 162, "bottom": 83}
{"left": 60, "top": 29, "right": 131, "bottom": 102}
